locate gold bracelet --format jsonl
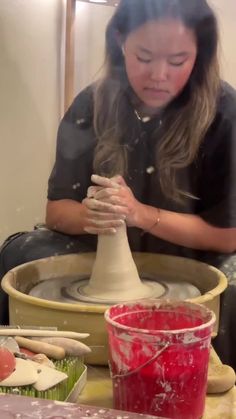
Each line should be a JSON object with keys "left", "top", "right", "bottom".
{"left": 141, "top": 208, "right": 161, "bottom": 236}
{"left": 148, "top": 208, "right": 161, "bottom": 231}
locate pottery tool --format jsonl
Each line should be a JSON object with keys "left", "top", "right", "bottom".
{"left": 15, "top": 352, "right": 55, "bottom": 369}
{"left": 14, "top": 337, "right": 66, "bottom": 360}
{"left": 0, "top": 327, "right": 89, "bottom": 339}
{"left": 30, "top": 361, "right": 68, "bottom": 391}
{"left": 31, "top": 337, "right": 91, "bottom": 356}
{"left": 0, "top": 356, "right": 85, "bottom": 400}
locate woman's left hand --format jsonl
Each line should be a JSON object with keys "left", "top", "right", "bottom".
{"left": 89, "top": 174, "right": 143, "bottom": 227}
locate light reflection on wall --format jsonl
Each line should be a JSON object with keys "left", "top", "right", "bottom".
{"left": 74, "top": 0, "right": 236, "bottom": 93}
{"left": 209, "top": 0, "right": 236, "bottom": 88}
{"left": 74, "top": 1, "right": 114, "bottom": 93}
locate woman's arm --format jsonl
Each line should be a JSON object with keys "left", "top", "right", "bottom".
{"left": 136, "top": 204, "right": 236, "bottom": 253}
{"left": 46, "top": 199, "right": 125, "bottom": 235}
{"left": 46, "top": 200, "right": 88, "bottom": 235}
{"left": 89, "top": 175, "right": 236, "bottom": 253}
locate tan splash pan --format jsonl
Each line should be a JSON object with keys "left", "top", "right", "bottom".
{"left": 1, "top": 252, "right": 227, "bottom": 365}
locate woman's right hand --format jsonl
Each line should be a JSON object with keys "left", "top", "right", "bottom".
{"left": 82, "top": 187, "right": 126, "bottom": 235}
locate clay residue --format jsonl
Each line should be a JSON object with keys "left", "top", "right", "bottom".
{"left": 0, "top": 394, "right": 160, "bottom": 418}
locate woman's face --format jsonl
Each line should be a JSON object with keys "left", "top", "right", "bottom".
{"left": 123, "top": 18, "right": 197, "bottom": 110}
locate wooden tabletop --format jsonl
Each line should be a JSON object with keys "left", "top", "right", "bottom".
{"left": 0, "top": 393, "right": 161, "bottom": 418}
{"left": 79, "top": 366, "right": 236, "bottom": 419}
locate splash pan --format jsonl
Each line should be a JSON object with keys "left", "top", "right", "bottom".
{"left": 29, "top": 274, "right": 200, "bottom": 304}
{"left": 1, "top": 252, "right": 227, "bottom": 365}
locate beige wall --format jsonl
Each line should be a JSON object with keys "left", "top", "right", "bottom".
{"left": 0, "top": 0, "right": 63, "bottom": 242}
{"left": 75, "top": 0, "right": 236, "bottom": 92}
{"left": 74, "top": 1, "right": 114, "bottom": 93}
{"left": 210, "top": 0, "right": 236, "bottom": 88}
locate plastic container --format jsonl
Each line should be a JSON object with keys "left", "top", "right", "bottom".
{"left": 105, "top": 300, "right": 215, "bottom": 419}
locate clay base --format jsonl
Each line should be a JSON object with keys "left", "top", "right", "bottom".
{"left": 29, "top": 275, "right": 201, "bottom": 304}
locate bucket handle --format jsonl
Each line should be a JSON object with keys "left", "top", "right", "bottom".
{"left": 110, "top": 342, "right": 169, "bottom": 379}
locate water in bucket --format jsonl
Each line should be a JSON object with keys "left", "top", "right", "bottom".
{"left": 105, "top": 300, "right": 215, "bottom": 419}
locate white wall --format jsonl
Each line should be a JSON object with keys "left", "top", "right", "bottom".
{"left": 74, "top": 1, "right": 114, "bottom": 93}
{"left": 74, "top": 0, "right": 236, "bottom": 92}
{"left": 209, "top": 0, "right": 236, "bottom": 88}
{"left": 0, "top": 0, "right": 63, "bottom": 242}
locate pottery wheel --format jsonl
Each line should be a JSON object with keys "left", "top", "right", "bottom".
{"left": 29, "top": 274, "right": 201, "bottom": 305}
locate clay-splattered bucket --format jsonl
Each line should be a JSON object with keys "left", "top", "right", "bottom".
{"left": 105, "top": 299, "right": 215, "bottom": 419}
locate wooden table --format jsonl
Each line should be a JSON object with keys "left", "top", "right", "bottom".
{"left": 79, "top": 366, "right": 236, "bottom": 419}
{"left": 0, "top": 393, "right": 162, "bottom": 418}
{"left": 0, "top": 348, "right": 235, "bottom": 418}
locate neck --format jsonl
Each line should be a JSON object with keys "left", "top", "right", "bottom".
{"left": 138, "top": 103, "right": 163, "bottom": 118}
{"left": 129, "top": 89, "right": 163, "bottom": 121}
{"left": 134, "top": 104, "right": 163, "bottom": 123}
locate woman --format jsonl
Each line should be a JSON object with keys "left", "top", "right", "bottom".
{"left": 1, "top": 0, "right": 236, "bottom": 366}
{"left": 48, "top": 0, "right": 236, "bottom": 256}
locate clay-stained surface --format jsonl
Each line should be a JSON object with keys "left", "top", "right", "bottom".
{"left": 0, "top": 394, "right": 159, "bottom": 418}
{"left": 205, "top": 388, "right": 236, "bottom": 419}
{"left": 79, "top": 366, "right": 236, "bottom": 419}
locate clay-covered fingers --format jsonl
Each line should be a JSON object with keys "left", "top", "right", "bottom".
{"left": 87, "top": 210, "right": 126, "bottom": 221}
{"left": 87, "top": 218, "right": 125, "bottom": 229}
{"left": 83, "top": 226, "right": 117, "bottom": 235}
{"left": 110, "top": 175, "right": 126, "bottom": 186}
{"left": 83, "top": 209, "right": 126, "bottom": 235}
{"left": 83, "top": 197, "right": 129, "bottom": 215}
{"left": 93, "top": 187, "right": 127, "bottom": 206}
{"left": 82, "top": 197, "right": 115, "bottom": 212}
{"left": 86, "top": 210, "right": 126, "bottom": 228}
{"left": 84, "top": 218, "right": 125, "bottom": 234}
{"left": 91, "top": 174, "right": 122, "bottom": 189}
{"left": 86, "top": 185, "right": 103, "bottom": 199}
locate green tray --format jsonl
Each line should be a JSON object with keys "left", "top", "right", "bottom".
{"left": 0, "top": 357, "right": 86, "bottom": 401}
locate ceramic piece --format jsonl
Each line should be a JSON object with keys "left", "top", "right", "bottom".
{"left": 29, "top": 361, "right": 68, "bottom": 391}
{"left": 0, "top": 358, "right": 38, "bottom": 386}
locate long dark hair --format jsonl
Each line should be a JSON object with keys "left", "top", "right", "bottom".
{"left": 93, "top": 0, "right": 220, "bottom": 202}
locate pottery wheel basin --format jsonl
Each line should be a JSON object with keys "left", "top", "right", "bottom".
{"left": 1, "top": 252, "right": 227, "bottom": 365}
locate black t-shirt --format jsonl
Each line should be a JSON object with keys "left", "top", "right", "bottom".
{"left": 48, "top": 82, "right": 236, "bottom": 258}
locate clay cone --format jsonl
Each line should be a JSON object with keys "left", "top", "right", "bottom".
{"left": 82, "top": 224, "right": 163, "bottom": 301}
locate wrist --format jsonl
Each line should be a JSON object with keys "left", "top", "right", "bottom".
{"left": 135, "top": 204, "right": 161, "bottom": 232}
{"left": 146, "top": 208, "right": 161, "bottom": 232}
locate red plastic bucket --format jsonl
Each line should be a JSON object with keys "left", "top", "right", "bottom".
{"left": 105, "top": 299, "right": 215, "bottom": 419}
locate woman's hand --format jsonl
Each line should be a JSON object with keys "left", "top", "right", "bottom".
{"left": 82, "top": 176, "right": 126, "bottom": 234}
{"left": 88, "top": 174, "right": 143, "bottom": 227}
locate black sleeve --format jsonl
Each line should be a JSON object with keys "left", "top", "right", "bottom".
{"left": 47, "top": 86, "right": 96, "bottom": 202}
{"left": 198, "top": 115, "right": 236, "bottom": 228}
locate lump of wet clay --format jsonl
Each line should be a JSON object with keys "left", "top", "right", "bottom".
{"left": 207, "top": 363, "right": 236, "bottom": 393}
